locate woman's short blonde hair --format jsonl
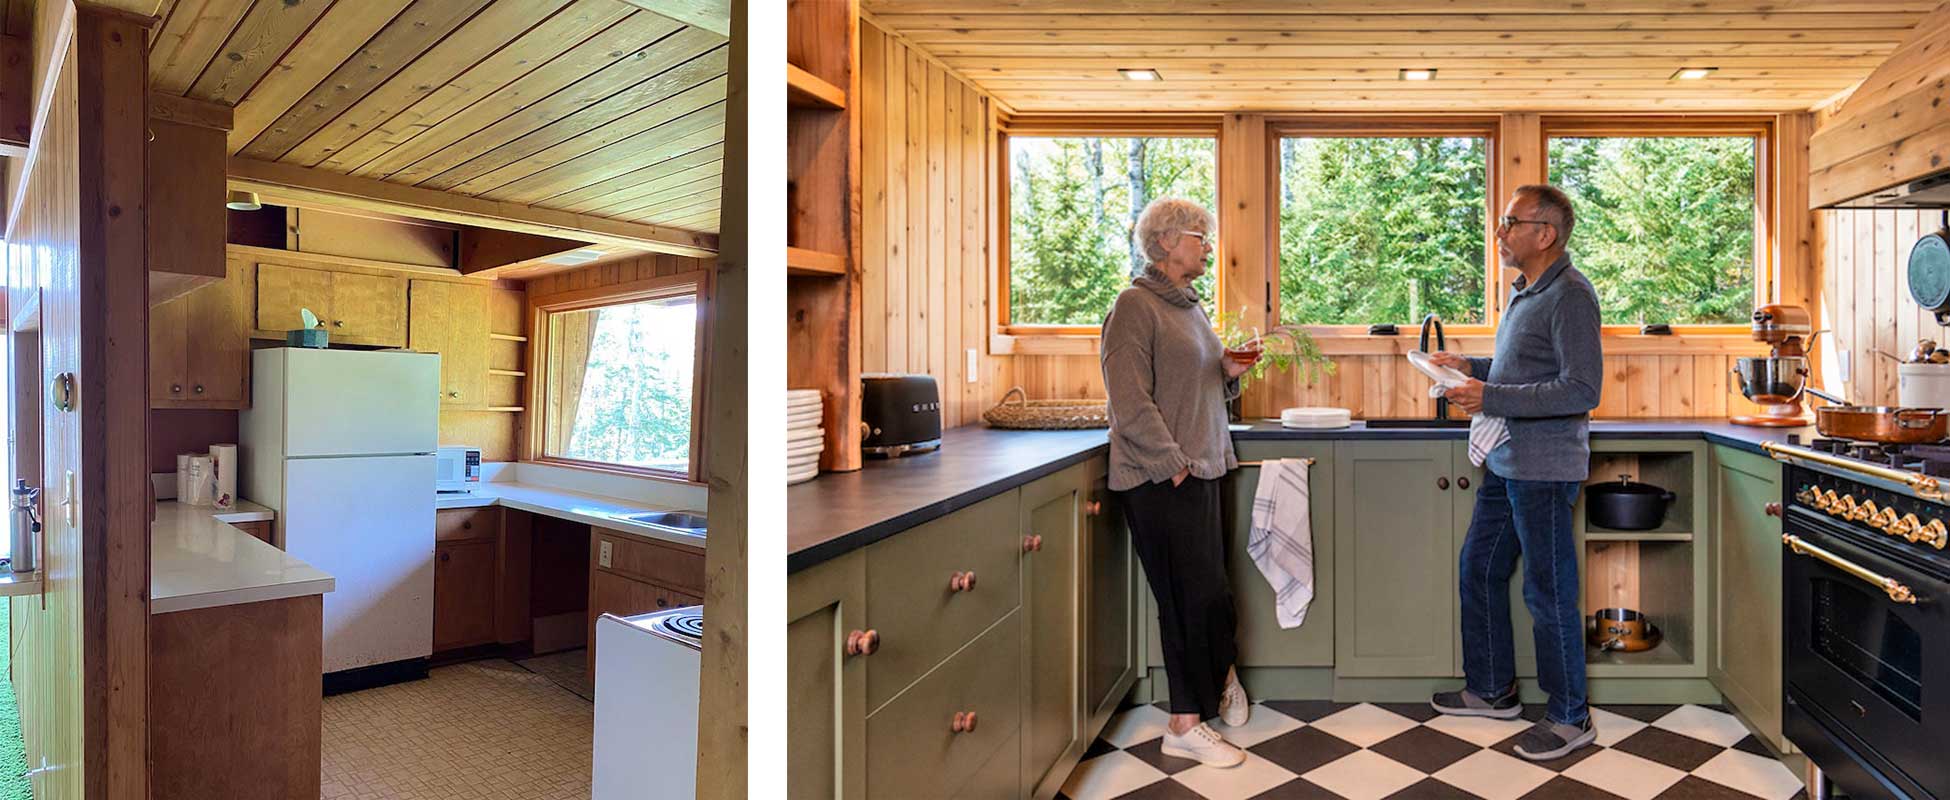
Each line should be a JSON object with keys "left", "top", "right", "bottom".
{"left": 1132, "top": 197, "right": 1215, "bottom": 268}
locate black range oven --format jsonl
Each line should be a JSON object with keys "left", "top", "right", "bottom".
{"left": 1772, "top": 444, "right": 1950, "bottom": 800}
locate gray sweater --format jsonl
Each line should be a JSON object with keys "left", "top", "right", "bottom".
{"left": 1463, "top": 253, "right": 1605, "bottom": 482}
{"left": 1100, "top": 270, "right": 1240, "bottom": 491}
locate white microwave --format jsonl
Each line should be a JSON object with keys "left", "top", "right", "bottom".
{"left": 436, "top": 446, "right": 481, "bottom": 493}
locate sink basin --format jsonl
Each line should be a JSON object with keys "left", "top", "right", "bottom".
{"left": 619, "top": 511, "right": 707, "bottom": 535}
{"left": 1363, "top": 418, "right": 1473, "bottom": 429}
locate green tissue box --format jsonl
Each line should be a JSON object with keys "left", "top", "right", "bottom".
{"left": 285, "top": 328, "right": 329, "bottom": 348}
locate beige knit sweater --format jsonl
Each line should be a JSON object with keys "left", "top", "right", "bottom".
{"left": 1100, "top": 269, "right": 1240, "bottom": 491}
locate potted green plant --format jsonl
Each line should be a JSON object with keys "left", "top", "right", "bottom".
{"left": 1215, "top": 307, "right": 1335, "bottom": 387}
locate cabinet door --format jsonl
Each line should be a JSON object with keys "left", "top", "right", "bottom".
{"left": 1333, "top": 441, "right": 1457, "bottom": 677}
{"left": 329, "top": 271, "right": 408, "bottom": 347}
{"left": 1711, "top": 445, "right": 1786, "bottom": 750}
{"left": 408, "top": 280, "right": 490, "bottom": 408}
{"left": 788, "top": 552, "right": 867, "bottom": 800}
{"left": 255, "top": 263, "right": 334, "bottom": 333}
{"left": 1021, "top": 469, "right": 1082, "bottom": 798}
{"left": 1449, "top": 442, "right": 1537, "bottom": 678}
{"left": 1084, "top": 472, "right": 1138, "bottom": 725}
{"left": 146, "top": 118, "right": 226, "bottom": 286}
{"left": 1224, "top": 441, "right": 1335, "bottom": 667}
{"left": 151, "top": 260, "right": 251, "bottom": 408}
{"left": 434, "top": 540, "right": 498, "bottom": 651}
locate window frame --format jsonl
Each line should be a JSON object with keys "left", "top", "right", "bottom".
{"left": 1538, "top": 115, "right": 1774, "bottom": 336}
{"left": 526, "top": 272, "right": 711, "bottom": 484}
{"left": 1267, "top": 115, "right": 1504, "bottom": 336}
{"left": 993, "top": 116, "right": 1226, "bottom": 345}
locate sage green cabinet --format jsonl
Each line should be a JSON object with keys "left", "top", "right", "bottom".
{"left": 1709, "top": 445, "right": 1787, "bottom": 752}
{"left": 864, "top": 492, "right": 1022, "bottom": 711}
{"left": 1084, "top": 474, "right": 1140, "bottom": 724}
{"left": 867, "top": 612, "right": 1024, "bottom": 798}
{"left": 1228, "top": 441, "right": 1336, "bottom": 666}
{"left": 788, "top": 550, "right": 867, "bottom": 800}
{"left": 1334, "top": 440, "right": 1459, "bottom": 677}
{"left": 1447, "top": 442, "right": 1537, "bottom": 679}
{"left": 1022, "top": 463, "right": 1085, "bottom": 798}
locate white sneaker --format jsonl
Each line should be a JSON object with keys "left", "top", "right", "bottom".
{"left": 1219, "top": 675, "right": 1250, "bottom": 727}
{"left": 1160, "top": 723, "right": 1246, "bottom": 768}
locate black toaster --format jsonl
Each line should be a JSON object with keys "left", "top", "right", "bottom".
{"left": 861, "top": 373, "right": 942, "bottom": 458}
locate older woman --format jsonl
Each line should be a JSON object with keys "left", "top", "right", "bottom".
{"left": 1101, "top": 197, "right": 1257, "bottom": 768}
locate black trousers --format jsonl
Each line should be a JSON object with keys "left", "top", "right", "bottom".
{"left": 1118, "top": 475, "right": 1238, "bottom": 719}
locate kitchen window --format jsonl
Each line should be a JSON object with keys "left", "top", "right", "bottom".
{"left": 534, "top": 281, "right": 705, "bottom": 481}
{"left": 1000, "top": 130, "right": 1219, "bottom": 331}
{"left": 1545, "top": 120, "right": 1767, "bottom": 327}
{"left": 1273, "top": 125, "right": 1494, "bottom": 327}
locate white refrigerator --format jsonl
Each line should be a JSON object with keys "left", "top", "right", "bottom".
{"left": 241, "top": 347, "right": 440, "bottom": 684}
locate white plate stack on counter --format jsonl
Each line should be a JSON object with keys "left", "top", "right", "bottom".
{"left": 787, "top": 389, "right": 824, "bottom": 485}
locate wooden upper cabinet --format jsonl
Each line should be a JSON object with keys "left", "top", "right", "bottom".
{"left": 408, "top": 280, "right": 490, "bottom": 408}
{"left": 150, "top": 259, "right": 250, "bottom": 409}
{"left": 255, "top": 263, "right": 406, "bottom": 347}
{"left": 147, "top": 116, "right": 227, "bottom": 306}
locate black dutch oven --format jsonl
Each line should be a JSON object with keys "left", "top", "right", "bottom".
{"left": 1586, "top": 474, "right": 1675, "bottom": 531}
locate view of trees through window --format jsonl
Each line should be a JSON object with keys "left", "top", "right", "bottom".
{"left": 1548, "top": 135, "right": 1756, "bottom": 325}
{"left": 546, "top": 294, "right": 696, "bottom": 474}
{"left": 1278, "top": 136, "right": 1489, "bottom": 326}
{"left": 1008, "top": 136, "right": 1216, "bottom": 325}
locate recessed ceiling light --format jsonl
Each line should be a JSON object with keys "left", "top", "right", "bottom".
{"left": 544, "top": 248, "right": 606, "bottom": 266}
{"left": 1399, "top": 68, "right": 1436, "bottom": 81}
{"left": 1672, "top": 67, "right": 1717, "bottom": 80}
{"left": 1119, "top": 68, "right": 1160, "bottom": 81}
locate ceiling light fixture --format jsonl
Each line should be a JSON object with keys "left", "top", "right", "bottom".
{"left": 1399, "top": 68, "right": 1436, "bottom": 81}
{"left": 225, "top": 190, "right": 262, "bottom": 211}
{"left": 1672, "top": 67, "right": 1717, "bottom": 80}
{"left": 1119, "top": 68, "right": 1160, "bottom": 81}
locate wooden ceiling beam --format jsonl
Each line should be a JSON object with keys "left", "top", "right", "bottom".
{"left": 149, "top": 91, "right": 229, "bottom": 130}
{"left": 227, "top": 157, "right": 718, "bottom": 257}
{"left": 620, "top": 0, "right": 729, "bottom": 37}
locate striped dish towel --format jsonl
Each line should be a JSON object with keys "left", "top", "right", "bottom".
{"left": 1426, "top": 382, "right": 1509, "bottom": 467}
{"left": 1247, "top": 458, "right": 1316, "bottom": 630}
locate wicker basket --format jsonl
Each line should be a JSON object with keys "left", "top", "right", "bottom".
{"left": 983, "top": 387, "right": 1110, "bottom": 430}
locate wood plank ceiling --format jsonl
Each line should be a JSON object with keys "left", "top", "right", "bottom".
{"left": 144, "top": 0, "right": 727, "bottom": 235}
{"left": 862, "top": 0, "right": 1942, "bottom": 112}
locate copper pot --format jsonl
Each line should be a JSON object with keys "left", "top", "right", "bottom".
{"left": 1588, "top": 608, "right": 1662, "bottom": 653}
{"left": 1814, "top": 405, "right": 1950, "bottom": 443}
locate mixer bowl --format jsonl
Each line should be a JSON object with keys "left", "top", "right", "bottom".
{"left": 1733, "top": 356, "right": 1809, "bottom": 404}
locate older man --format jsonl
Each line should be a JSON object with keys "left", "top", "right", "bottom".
{"left": 1427, "top": 184, "right": 1604, "bottom": 761}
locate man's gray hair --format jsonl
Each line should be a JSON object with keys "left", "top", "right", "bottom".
{"left": 1132, "top": 197, "right": 1216, "bottom": 268}
{"left": 1514, "top": 183, "right": 1575, "bottom": 245}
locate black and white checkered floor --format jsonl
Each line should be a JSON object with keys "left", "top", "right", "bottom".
{"left": 1059, "top": 701, "right": 1807, "bottom": 800}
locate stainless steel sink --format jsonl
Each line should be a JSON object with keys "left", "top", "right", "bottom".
{"left": 619, "top": 511, "right": 707, "bottom": 535}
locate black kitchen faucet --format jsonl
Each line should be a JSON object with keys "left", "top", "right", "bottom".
{"left": 1420, "top": 313, "right": 1450, "bottom": 421}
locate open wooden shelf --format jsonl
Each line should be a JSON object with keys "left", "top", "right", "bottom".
{"left": 1583, "top": 524, "right": 1694, "bottom": 542}
{"left": 787, "top": 246, "right": 848, "bottom": 277}
{"left": 489, "top": 333, "right": 528, "bottom": 342}
{"left": 1586, "top": 637, "right": 1692, "bottom": 669}
{"left": 488, "top": 369, "right": 526, "bottom": 377}
{"left": 0, "top": 570, "right": 43, "bottom": 597}
{"left": 787, "top": 63, "right": 846, "bottom": 110}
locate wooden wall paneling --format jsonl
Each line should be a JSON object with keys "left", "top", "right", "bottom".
{"left": 1692, "top": 355, "right": 1727, "bottom": 419}
{"left": 961, "top": 84, "right": 986, "bottom": 427}
{"left": 942, "top": 72, "right": 963, "bottom": 427}
{"left": 926, "top": 62, "right": 947, "bottom": 408}
{"left": 1855, "top": 208, "right": 1877, "bottom": 401}
{"left": 1220, "top": 113, "right": 1269, "bottom": 332}
{"left": 1875, "top": 206, "right": 1899, "bottom": 402}
{"left": 880, "top": 30, "right": 908, "bottom": 373}
{"left": 1833, "top": 210, "right": 1858, "bottom": 398}
{"left": 904, "top": 48, "right": 927, "bottom": 375}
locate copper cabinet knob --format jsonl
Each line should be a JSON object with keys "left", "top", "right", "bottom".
{"left": 1085, "top": 499, "right": 1103, "bottom": 516}
{"left": 1023, "top": 535, "right": 1043, "bottom": 553}
{"left": 1764, "top": 502, "right": 1782, "bottom": 518}
{"left": 1457, "top": 476, "right": 1471, "bottom": 490}
{"left": 1436, "top": 476, "right": 1450, "bottom": 491}
{"left": 951, "top": 711, "right": 978, "bottom": 733}
{"left": 949, "top": 571, "right": 977, "bottom": 592}
{"left": 845, "top": 629, "right": 880, "bottom": 657}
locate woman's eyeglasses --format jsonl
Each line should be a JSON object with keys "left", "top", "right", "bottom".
{"left": 1179, "top": 230, "right": 1216, "bottom": 247}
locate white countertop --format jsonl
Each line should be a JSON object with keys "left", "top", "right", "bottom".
{"left": 436, "top": 482, "right": 704, "bottom": 549}
{"left": 151, "top": 500, "right": 335, "bottom": 615}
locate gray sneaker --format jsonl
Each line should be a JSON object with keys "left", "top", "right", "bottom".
{"left": 1512, "top": 717, "right": 1597, "bottom": 761}
{"left": 1430, "top": 685, "right": 1521, "bottom": 719}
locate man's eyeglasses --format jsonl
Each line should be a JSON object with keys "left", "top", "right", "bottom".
{"left": 1496, "top": 216, "right": 1554, "bottom": 233}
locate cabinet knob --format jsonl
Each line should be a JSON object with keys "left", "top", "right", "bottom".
{"left": 845, "top": 629, "right": 880, "bottom": 657}
{"left": 951, "top": 711, "right": 979, "bottom": 733}
{"left": 448, "top": 391, "right": 459, "bottom": 399}
{"left": 1085, "top": 499, "right": 1103, "bottom": 516}
{"left": 170, "top": 383, "right": 182, "bottom": 394}
{"left": 192, "top": 384, "right": 205, "bottom": 394}
{"left": 1764, "top": 502, "right": 1782, "bottom": 517}
{"left": 1437, "top": 476, "right": 1450, "bottom": 491}
{"left": 439, "top": 551, "right": 450, "bottom": 563}
{"left": 949, "top": 570, "right": 977, "bottom": 593}
{"left": 461, "top": 521, "right": 472, "bottom": 530}
{"left": 333, "top": 320, "right": 344, "bottom": 327}
{"left": 657, "top": 597, "right": 668, "bottom": 608}
{"left": 1457, "top": 476, "right": 1471, "bottom": 490}
{"left": 1022, "top": 534, "right": 1044, "bottom": 553}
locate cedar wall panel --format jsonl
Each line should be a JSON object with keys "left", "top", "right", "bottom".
{"left": 1820, "top": 207, "right": 1946, "bottom": 405}
{"left": 859, "top": 21, "right": 1001, "bottom": 429}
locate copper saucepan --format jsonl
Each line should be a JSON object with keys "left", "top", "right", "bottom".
{"left": 1805, "top": 386, "right": 1950, "bottom": 444}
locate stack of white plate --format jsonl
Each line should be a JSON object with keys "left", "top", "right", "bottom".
{"left": 787, "top": 389, "right": 824, "bottom": 484}
{"left": 1282, "top": 407, "right": 1352, "bottom": 429}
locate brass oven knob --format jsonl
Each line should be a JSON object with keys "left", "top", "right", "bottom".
{"left": 1916, "top": 519, "right": 1948, "bottom": 550}
{"left": 845, "top": 629, "right": 880, "bottom": 657}
{"left": 1831, "top": 493, "right": 1853, "bottom": 516}
{"left": 1849, "top": 498, "right": 1876, "bottom": 522}
{"left": 1795, "top": 486, "right": 1815, "bottom": 504}
{"left": 1889, "top": 513, "right": 1920, "bottom": 539}
{"left": 1821, "top": 490, "right": 1841, "bottom": 514}
{"left": 1872, "top": 507, "right": 1898, "bottom": 531}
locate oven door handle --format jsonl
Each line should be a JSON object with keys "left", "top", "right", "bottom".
{"left": 1783, "top": 533, "right": 1919, "bottom": 604}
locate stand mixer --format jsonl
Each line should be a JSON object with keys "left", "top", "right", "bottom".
{"left": 1732, "top": 304, "right": 1820, "bottom": 426}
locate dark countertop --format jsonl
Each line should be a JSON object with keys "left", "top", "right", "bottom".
{"left": 787, "top": 418, "right": 1813, "bottom": 573}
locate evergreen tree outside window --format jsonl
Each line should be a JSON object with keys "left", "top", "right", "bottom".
{"left": 1006, "top": 136, "right": 1217, "bottom": 326}
{"left": 540, "top": 291, "right": 699, "bottom": 478}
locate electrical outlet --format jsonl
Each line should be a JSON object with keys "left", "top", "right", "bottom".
{"left": 598, "top": 540, "right": 613, "bottom": 569}
{"left": 1838, "top": 351, "right": 1852, "bottom": 384}
{"left": 966, "top": 348, "right": 979, "bottom": 382}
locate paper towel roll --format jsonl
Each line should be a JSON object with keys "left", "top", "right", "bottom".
{"left": 210, "top": 444, "right": 237, "bottom": 509}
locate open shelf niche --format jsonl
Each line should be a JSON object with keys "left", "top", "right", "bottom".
{"left": 1576, "top": 441, "right": 1709, "bottom": 679}
{"left": 787, "top": 0, "right": 863, "bottom": 473}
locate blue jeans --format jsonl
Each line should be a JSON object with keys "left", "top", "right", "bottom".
{"left": 1458, "top": 470, "right": 1589, "bottom": 725}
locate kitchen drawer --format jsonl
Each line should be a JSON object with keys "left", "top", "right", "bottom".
{"left": 230, "top": 520, "right": 273, "bottom": 545}
{"left": 594, "top": 529, "right": 705, "bottom": 595}
{"left": 435, "top": 507, "right": 498, "bottom": 543}
{"left": 864, "top": 490, "right": 1022, "bottom": 711}
{"left": 866, "top": 611, "right": 1022, "bottom": 799}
